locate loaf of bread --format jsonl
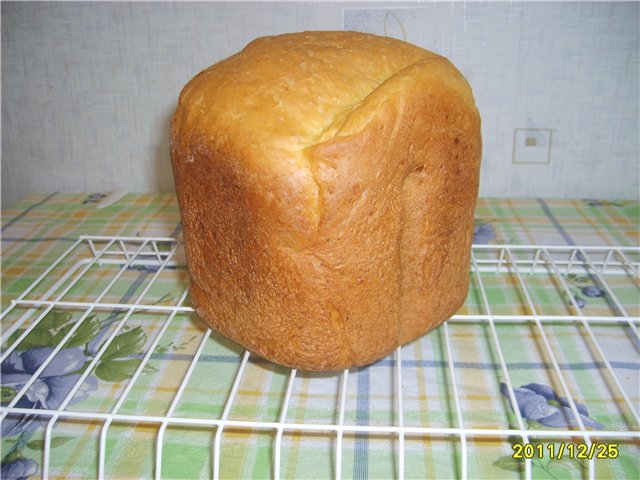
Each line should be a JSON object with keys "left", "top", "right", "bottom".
{"left": 171, "top": 31, "right": 481, "bottom": 371}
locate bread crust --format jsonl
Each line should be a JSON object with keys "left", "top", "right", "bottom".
{"left": 171, "top": 31, "right": 481, "bottom": 370}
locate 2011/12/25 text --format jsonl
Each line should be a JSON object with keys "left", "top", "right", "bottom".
{"left": 512, "top": 443, "right": 618, "bottom": 460}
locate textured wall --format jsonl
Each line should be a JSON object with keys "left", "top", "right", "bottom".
{"left": 2, "top": 1, "right": 638, "bottom": 207}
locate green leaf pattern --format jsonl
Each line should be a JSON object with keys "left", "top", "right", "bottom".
{"left": 101, "top": 327, "right": 146, "bottom": 362}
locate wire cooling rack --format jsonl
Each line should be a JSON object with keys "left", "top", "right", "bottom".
{"left": 1, "top": 235, "right": 639, "bottom": 479}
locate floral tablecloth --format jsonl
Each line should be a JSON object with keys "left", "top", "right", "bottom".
{"left": 1, "top": 194, "right": 639, "bottom": 479}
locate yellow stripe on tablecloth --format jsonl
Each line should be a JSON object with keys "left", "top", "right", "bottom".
{"left": 416, "top": 335, "right": 447, "bottom": 479}
{"left": 506, "top": 198, "right": 538, "bottom": 245}
{"left": 284, "top": 375, "right": 310, "bottom": 480}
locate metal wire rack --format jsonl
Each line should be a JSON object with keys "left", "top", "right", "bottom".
{"left": 1, "top": 235, "right": 639, "bottom": 479}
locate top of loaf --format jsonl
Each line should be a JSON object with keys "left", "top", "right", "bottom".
{"left": 173, "top": 31, "right": 445, "bottom": 161}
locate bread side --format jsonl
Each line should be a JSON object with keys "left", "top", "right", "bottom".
{"left": 171, "top": 31, "right": 481, "bottom": 370}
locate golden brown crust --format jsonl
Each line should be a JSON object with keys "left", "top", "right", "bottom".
{"left": 171, "top": 31, "right": 481, "bottom": 370}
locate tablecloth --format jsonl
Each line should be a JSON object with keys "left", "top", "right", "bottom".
{"left": 1, "top": 194, "right": 639, "bottom": 479}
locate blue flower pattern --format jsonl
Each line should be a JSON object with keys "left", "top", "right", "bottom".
{"left": 501, "top": 382, "right": 603, "bottom": 429}
{"left": 581, "top": 285, "right": 605, "bottom": 298}
{"left": 0, "top": 458, "right": 38, "bottom": 480}
{"left": 1, "top": 348, "right": 97, "bottom": 437}
{"left": 585, "top": 199, "right": 624, "bottom": 208}
{"left": 565, "top": 274, "right": 607, "bottom": 309}
{"left": 0, "top": 308, "right": 155, "bottom": 479}
{"left": 473, "top": 221, "right": 497, "bottom": 244}
{"left": 81, "top": 193, "right": 107, "bottom": 205}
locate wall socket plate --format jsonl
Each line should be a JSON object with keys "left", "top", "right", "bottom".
{"left": 513, "top": 128, "right": 552, "bottom": 164}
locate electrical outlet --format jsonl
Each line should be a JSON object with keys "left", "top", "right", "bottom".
{"left": 513, "top": 129, "right": 552, "bottom": 164}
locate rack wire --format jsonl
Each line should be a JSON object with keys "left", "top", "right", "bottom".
{"left": 1, "top": 235, "right": 638, "bottom": 479}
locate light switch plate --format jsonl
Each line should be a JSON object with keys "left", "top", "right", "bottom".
{"left": 513, "top": 128, "right": 552, "bottom": 164}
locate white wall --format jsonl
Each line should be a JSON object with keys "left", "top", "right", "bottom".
{"left": 2, "top": 1, "right": 638, "bottom": 208}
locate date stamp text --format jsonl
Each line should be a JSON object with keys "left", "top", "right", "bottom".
{"left": 512, "top": 443, "right": 618, "bottom": 460}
